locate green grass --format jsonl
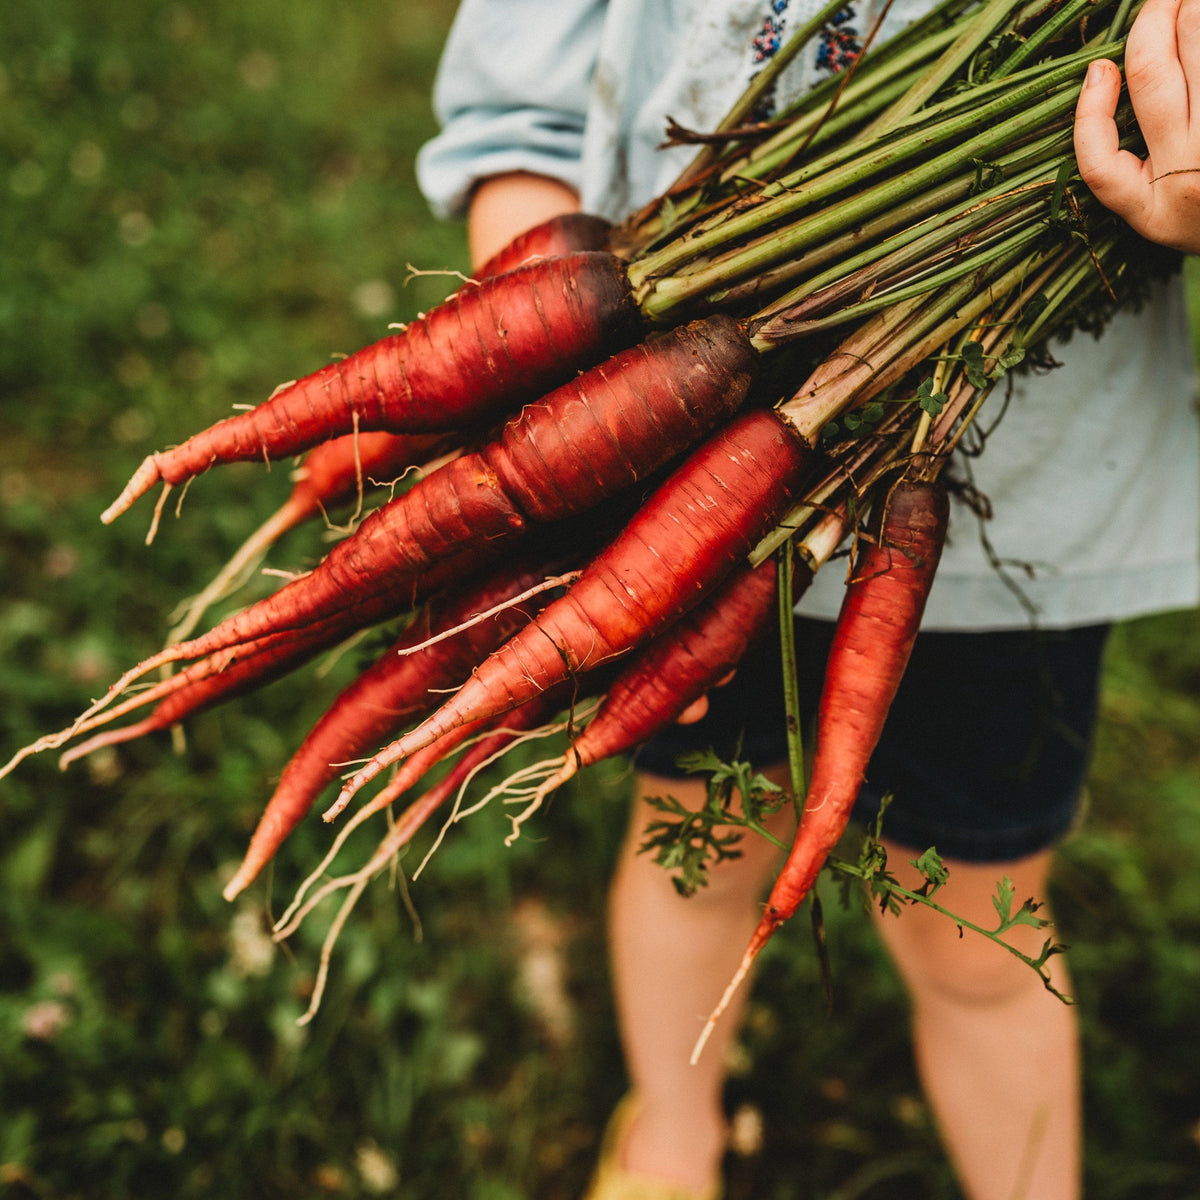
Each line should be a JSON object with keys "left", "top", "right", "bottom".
{"left": 2, "top": 4, "right": 1200, "bottom": 1197}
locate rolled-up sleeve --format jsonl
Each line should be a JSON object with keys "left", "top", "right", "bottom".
{"left": 416, "top": 0, "right": 607, "bottom": 219}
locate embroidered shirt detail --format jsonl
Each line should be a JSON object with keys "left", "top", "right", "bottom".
{"left": 751, "top": 15, "right": 786, "bottom": 62}
{"left": 746, "top": 0, "right": 861, "bottom": 118}
{"left": 746, "top": 0, "right": 790, "bottom": 118}
{"left": 815, "top": 7, "right": 862, "bottom": 73}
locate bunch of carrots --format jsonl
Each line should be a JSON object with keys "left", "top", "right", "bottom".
{"left": 3, "top": 0, "right": 1175, "bottom": 1024}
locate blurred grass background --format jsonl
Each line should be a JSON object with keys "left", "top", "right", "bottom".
{"left": 2, "top": 2, "right": 1200, "bottom": 1197}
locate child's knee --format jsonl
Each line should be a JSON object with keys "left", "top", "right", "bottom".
{"left": 872, "top": 843, "right": 1065, "bottom": 1009}
{"left": 884, "top": 911, "right": 1062, "bottom": 1010}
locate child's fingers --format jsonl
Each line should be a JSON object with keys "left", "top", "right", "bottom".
{"left": 673, "top": 672, "right": 736, "bottom": 726}
{"left": 1124, "top": 0, "right": 1194, "bottom": 148}
{"left": 675, "top": 695, "right": 710, "bottom": 725}
{"left": 1073, "top": 59, "right": 1147, "bottom": 218}
{"left": 1178, "top": 0, "right": 1200, "bottom": 119}
{"left": 1074, "top": 22, "right": 1200, "bottom": 254}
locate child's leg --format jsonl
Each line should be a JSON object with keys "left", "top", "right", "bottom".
{"left": 873, "top": 842, "right": 1080, "bottom": 1200}
{"left": 605, "top": 808, "right": 1080, "bottom": 1199}
{"left": 606, "top": 766, "right": 793, "bottom": 1193}
{"left": 597, "top": 621, "right": 1101, "bottom": 1196}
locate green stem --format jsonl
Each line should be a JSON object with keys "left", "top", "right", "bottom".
{"left": 1019, "top": 237, "right": 1118, "bottom": 344}
{"left": 862, "top": 0, "right": 1032, "bottom": 133}
{"left": 753, "top": 127, "right": 1071, "bottom": 316}
{"left": 750, "top": 428, "right": 905, "bottom": 566}
{"left": 778, "top": 540, "right": 806, "bottom": 821}
{"left": 631, "top": 61, "right": 1099, "bottom": 315}
{"left": 772, "top": 246, "right": 1057, "bottom": 439}
{"left": 832, "top": 858, "right": 1073, "bottom": 1003}
{"left": 992, "top": 0, "right": 1105, "bottom": 77}
{"left": 1103, "top": 0, "right": 1142, "bottom": 43}
{"left": 707, "top": 127, "right": 1065, "bottom": 312}
{"left": 768, "top": 219, "right": 1049, "bottom": 337}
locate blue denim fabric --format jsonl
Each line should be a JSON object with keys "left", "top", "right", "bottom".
{"left": 634, "top": 619, "right": 1110, "bottom": 863}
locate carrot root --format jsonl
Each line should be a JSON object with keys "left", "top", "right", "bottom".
{"left": 694, "top": 475, "right": 950, "bottom": 1061}
{"left": 691, "top": 916, "right": 778, "bottom": 1064}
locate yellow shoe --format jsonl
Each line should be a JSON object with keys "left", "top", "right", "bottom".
{"left": 582, "top": 1095, "right": 722, "bottom": 1200}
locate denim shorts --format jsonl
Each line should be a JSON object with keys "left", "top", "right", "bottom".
{"left": 634, "top": 617, "right": 1111, "bottom": 864}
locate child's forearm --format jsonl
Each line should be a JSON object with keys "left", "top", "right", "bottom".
{"left": 467, "top": 172, "right": 582, "bottom": 272}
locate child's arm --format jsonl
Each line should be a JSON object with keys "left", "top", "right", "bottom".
{"left": 1074, "top": 0, "right": 1200, "bottom": 253}
{"left": 467, "top": 172, "right": 581, "bottom": 271}
{"left": 415, "top": 0, "right": 602, "bottom": 253}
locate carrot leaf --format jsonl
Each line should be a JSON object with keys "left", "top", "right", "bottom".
{"left": 639, "top": 793, "right": 745, "bottom": 898}
{"left": 990, "top": 874, "right": 1049, "bottom": 934}
{"left": 830, "top": 808, "right": 1074, "bottom": 1003}
{"left": 639, "top": 751, "right": 789, "bottom": 897}
{"left": 916, "top": 378, "right": 949, "bottom": 416}
{"left": 909, "top": 846, "right": 950, "bottom": 896}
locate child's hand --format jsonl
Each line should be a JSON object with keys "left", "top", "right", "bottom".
{"left": 1074, "top": 0, "right": 1200, "bottom": 253}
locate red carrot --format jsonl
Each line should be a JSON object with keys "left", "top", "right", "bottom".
{"left": 481, "top": 314, "right": 758, "bottom": 523}
{"left": 10, "top": 318, "right": 755, "bottom": 784}
{"left": 474, "top": 212, "right": 612, "bottom": 280}
{"left": 102, "top": 251, "right": 642, "bottom": 523}
{"left": 286, "top": 431, "right": 448, "bottom": 521}
{"left": 693, "top": 474, "right": 949, "bottom": 1061}
{"left": 221, "top": 549, "right": 581, "bottom": 899}
{"left": 178, "top": 215, "right": 613, "bottom": 564}
{"left": 55, "top": 583, "right": 422, "bottom": 769}
{"left": 152, "top": 216, "right": 610, "bottom": 550}
{"left": 347, "top": 686, "right": 575, "bottom": 872}
{"left": 334, "top": 406, "right": 812, "bottom": 807}
{"left": 104, "top": 454, "right": 529, "bottom": 681}
{"left": 499, "top": 505, "right": 850, "bottom": 823}
{"left": 166, "top": 430, "right": 451, "bottom": 643}
{"left": 264, "top": 682, "right": 580, "bottom": 918}
{"left": 766, "top": 476, "right": 948, "bottom": 918}
{"left": 264, "top": 719, "right": 490, "bottom": 916}
{"left": 56, "top": 629, "right": 341, "bottom": 770}
{"left": 486, "top": 558, "right": 794, "bottom": 842}
{"left": 16, "top": 536, "right": 506, "bottom": 785}
{"left": 531, "top": 558, "right": 789, "bottom": 802}
{"left": 52, "top": 537, "right": 543, "bottom": 773}
{"left": 271, "top": 686, "right": 583, "bottom": 1023}
{"left": 172, "top": 215, "right": 613, "bottom": 589}
{"left": 102, "top": 315, "right": 759, "bottom": 687}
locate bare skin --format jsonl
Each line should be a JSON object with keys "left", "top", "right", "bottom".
{"left": 606, "top": 765, "right": 1081, "bottom": 1200}
{"left": 607, "top": 766, "right": 796, "bottom": 1195}
{"left": 1074, "top": 0, "right": 1200, "bottom": 253}
{"left": 870, "top": 846, "right": 1080, "bottom": 1200}
{"left": 467, "top": 172, "right": 583, "bottom": 270}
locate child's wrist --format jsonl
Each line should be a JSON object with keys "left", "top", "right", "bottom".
{"left": 467, "top": 172, "right": 582, "bottom": 270}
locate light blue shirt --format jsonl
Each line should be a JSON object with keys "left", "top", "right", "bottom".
{"left": 419, "top": 0, "right": 1200, "bottom": 630}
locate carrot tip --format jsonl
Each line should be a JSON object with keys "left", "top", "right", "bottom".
{"left": 222, "top": 874, "right": 248, "bottom": 903}
{"left": 329, "top": 784, "right": 358, "bottom": 815}
{"left": 101, "top": 457, "right": 161, "bottom": 524}
{"left": 321, "top": 796, "right": 348, "bottom": 822}
{"left": 59, "top": 716, "right": 159, "bottom": 771}
{"left": 689, "top": 912, "right": 780, "bottom": 1065}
